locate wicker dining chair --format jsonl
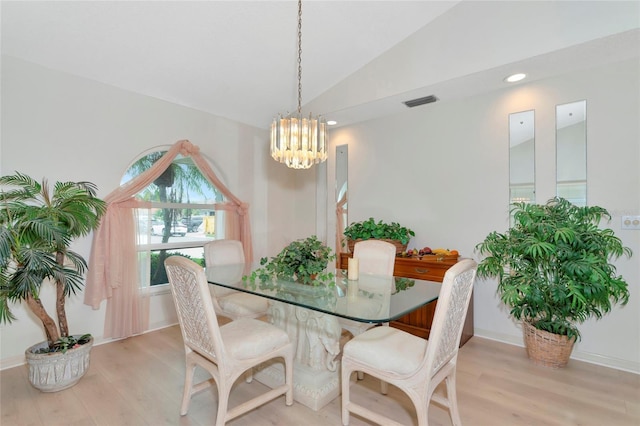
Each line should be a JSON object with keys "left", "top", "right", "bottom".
{"left": 341, "top": 258, "right": 477, "bottom": 426}
{"left": 204, "top": 239, "right": 269, "bottom": 320}
{"left": 164, "top": 256, "right": 293, "bottom": 425}
{"left": 339, "top": 239, "right": 396, "bottom": 385}
{"left": 353, "top": 239, "right": 397, "bottom": 276}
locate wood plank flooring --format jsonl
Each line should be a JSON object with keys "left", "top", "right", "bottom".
{"left": 2, "top": 324, "right": 639, "bottom": 426}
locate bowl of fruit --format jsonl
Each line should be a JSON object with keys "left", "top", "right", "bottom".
{"left": 399, "top": 247, "right": 459, "bottom": 261}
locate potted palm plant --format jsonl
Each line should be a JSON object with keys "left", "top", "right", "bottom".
{"left": 343, "top": 217, "right": 414, "bottom": 254}
{"left": 475, "top": 197, "right": 632, "bottom": 368}
{"left": 0, "top": 173, "right": 106, "bottom": 391}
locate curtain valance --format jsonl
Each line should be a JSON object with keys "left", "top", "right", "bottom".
{"left": 84, "top": 139, "right": 252, "bottom": 338}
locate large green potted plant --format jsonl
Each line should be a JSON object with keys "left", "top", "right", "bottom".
{"left": 475, "top": 197, "right": 632, "bottom": 368}
{"left": 0, "top": 173, "right": 106, "bottom": 390}
{"left": 343, "top": 217, "right": 415, "bottom": 253}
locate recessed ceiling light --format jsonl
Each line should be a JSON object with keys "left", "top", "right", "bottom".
{"left": 327, "top": 120, "right": 337, "bottom": 126}
{"left": 504, "top": 73, "right": 527, "bottom": 83}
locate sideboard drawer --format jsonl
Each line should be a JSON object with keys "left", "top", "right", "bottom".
{"left": 393, "top": 260, "right": 450, "bottom": 282}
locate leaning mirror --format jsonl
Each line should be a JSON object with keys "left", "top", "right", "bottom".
{"left": 336, "top": 144, "right": 348, "bottom": 254}
{"left": 556, "top": 100, "right": 587, "bottom": 206}
{"left": 509, "top": 110, "right": 535, "bottom": 205}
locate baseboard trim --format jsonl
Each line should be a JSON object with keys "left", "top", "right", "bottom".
{"left": 474, "top": 328, "right": 640, "bottom": 374}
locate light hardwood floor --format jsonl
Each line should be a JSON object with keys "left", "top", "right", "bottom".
{"left": 2, "top": 324, "right": 639, "bottom": 426}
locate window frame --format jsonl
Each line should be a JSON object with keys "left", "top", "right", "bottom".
{"left": 122, "top": 148, "right": 225, "bottom": 292}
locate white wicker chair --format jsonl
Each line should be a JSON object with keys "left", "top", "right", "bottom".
{"left": 204, "top": 239, "right": 269, "bottom": 320}
{"left": 340, "top": 239, "right": 396, "bottom": 384}
{"left": 164, "top": 256, "right": 293, "bottom": 425}
{"left": 352, "top": 239, "right": 397, "bottom": 276}
{"left": 341, "top": 259, "right": 477, "bottom": 426}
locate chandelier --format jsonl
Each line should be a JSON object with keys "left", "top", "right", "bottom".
{"left": 270, "top": 0, "right": 328, "bottom": 170}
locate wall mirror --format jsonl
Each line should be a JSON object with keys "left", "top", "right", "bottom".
{"left": 509, "top": 110, "right": 535, "bottom": 205}
{"left": 336, "top": 144, "right": 348, "bottom": 254}
{"left": 556, "top": 100, "right": 587, "bottom": 206}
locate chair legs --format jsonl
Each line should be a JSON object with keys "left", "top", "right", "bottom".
{"left": 445, "top": 371, "right": 462, "bottom": 426}
{"left": 181, "top": 352, "right": 292, "bottom": 424}
{"left": 180, "top": 361, "right": 196, "bottom": 416}
{"left": 341, "top": 367, "right": 352, "bottom": 426}
{"left": 285, "top": 352, "right": 294, "bottom": 406}
{"left": 215, "top": 381, "right": 231, "bottom": 426}
{"left": 342, "top": 364, "right": 463, "bottom": 426}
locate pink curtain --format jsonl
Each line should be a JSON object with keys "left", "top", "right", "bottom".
{"left": 84, "top": 140, "right": 253, "bottom": 338}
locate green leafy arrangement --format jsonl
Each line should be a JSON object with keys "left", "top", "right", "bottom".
{"left": 475, "top": 197, "right": 632, "bottom": 340}
{"left": 343, "top": 217, "right": 415, "bottom": 245}
{"left": 244, "top": 235, "right": 336, "bottom": 286}
{"left": 33, "top": 334, "right": 92, "bottom": 354}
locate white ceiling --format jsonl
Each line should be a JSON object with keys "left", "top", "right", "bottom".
{"left": 2, "top": 1, "right": 639, "bottom": 130}
{"left": 1, "top": 0, "right": 459, "bottom": 128}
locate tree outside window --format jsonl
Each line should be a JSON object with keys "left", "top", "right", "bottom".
{"left": 122, "top": 151, "right": 223, "bottom": 286}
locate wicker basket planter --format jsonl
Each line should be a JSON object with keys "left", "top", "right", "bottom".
{"left": 347, "top": 238, "right": 407, "bottom": 254}
{"left": 523, "top": 322, "right": 575, "bottom": 368}
{"left": 25, "top": 336, "right": 93, "bottom": 392}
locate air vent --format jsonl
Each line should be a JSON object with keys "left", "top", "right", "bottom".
{"left": 403, "top": 95, "right": 438, "bottom": 108}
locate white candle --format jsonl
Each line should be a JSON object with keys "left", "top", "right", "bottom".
{"left": 348, "top": 257, "right": 359, "bottom": 281}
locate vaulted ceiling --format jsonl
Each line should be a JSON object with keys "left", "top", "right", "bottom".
{"left": 2, "top": 1, "right": 639, "bottom": 129}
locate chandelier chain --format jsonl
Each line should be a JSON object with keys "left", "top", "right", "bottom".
{"left": 270, "top": 0, "right": 328, "bottom": 170}
{"left": 297, "top": 0, "right": 302, "bottom": 114}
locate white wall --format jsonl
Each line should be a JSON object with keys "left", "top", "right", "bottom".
{"left": 0, "top": 57, "right": 314, "bottom": 368}
{"left": 2, "top": 55, "right": 638, "bottom": 373}
{"left": 327, "top": 59, "right": 640, "bottom": 372}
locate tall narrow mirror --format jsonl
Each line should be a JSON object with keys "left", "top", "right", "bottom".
{"left": 556, "top": 100, "right": 587, "bottom": 206}
{"left": 509, "top": 110, "right": 535, "bottom": 205}
{"left": 336, "top": 144, "right": 348, "bottom": 254}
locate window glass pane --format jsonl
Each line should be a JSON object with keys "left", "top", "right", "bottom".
{"left": 122, "top": 153, "right": 222, "bottom": 204}
{"left": 123, "top": 149, "right": 224, "bottom": 287}
{"left": 146, "top": 247, "right": 205, "bottom": 286}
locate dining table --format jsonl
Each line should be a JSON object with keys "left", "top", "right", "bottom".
{"left": 206, "top": 263, "right": 443, "bottom": 411}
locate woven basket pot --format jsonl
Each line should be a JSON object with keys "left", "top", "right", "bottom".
{"left": 25, "top": 336, "right": 93, "bottom": 392}
{"left": 523, "top": 321, "right": 575, "bottom": 368}
{"left": 347, "top": 238, "right": 407, "bottom": 254}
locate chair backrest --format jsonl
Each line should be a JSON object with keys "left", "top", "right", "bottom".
{"left": 423, "top": 258, "right": 477, "bottom": 375}
{"left": 204, "top": 239, "right": 245, "bottom": 266}
{"left": 353, "top": 239, "right": 396, "bottom": 276}
{"left": 165, "top": 255, "right": 225, "bottom": 362}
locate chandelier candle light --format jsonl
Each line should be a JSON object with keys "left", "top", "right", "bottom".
{"left": 270, "top": 0, "right": 328, "bottom": 169}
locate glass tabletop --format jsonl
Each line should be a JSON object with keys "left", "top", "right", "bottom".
{"left": 205, "top": 263, "right": 442, "bottom": 323}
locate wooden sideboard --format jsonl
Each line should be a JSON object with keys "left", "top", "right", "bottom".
{"left": 338, "top": 253, "right": 474, "bottom": 346}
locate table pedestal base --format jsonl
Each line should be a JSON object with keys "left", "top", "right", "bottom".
{"left": 253, "top": 359, "right": 340, "bottom": 411}
{"left": 256, "top": 301, "right": 342, "bottom": 410}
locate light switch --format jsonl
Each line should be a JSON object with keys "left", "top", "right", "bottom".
{"left": 621, "top": 215, "right": 640, "bottom": 230}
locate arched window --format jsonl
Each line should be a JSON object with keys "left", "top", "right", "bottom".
{"left": 122, "top": 148, "right": 223, "bottom": 286}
